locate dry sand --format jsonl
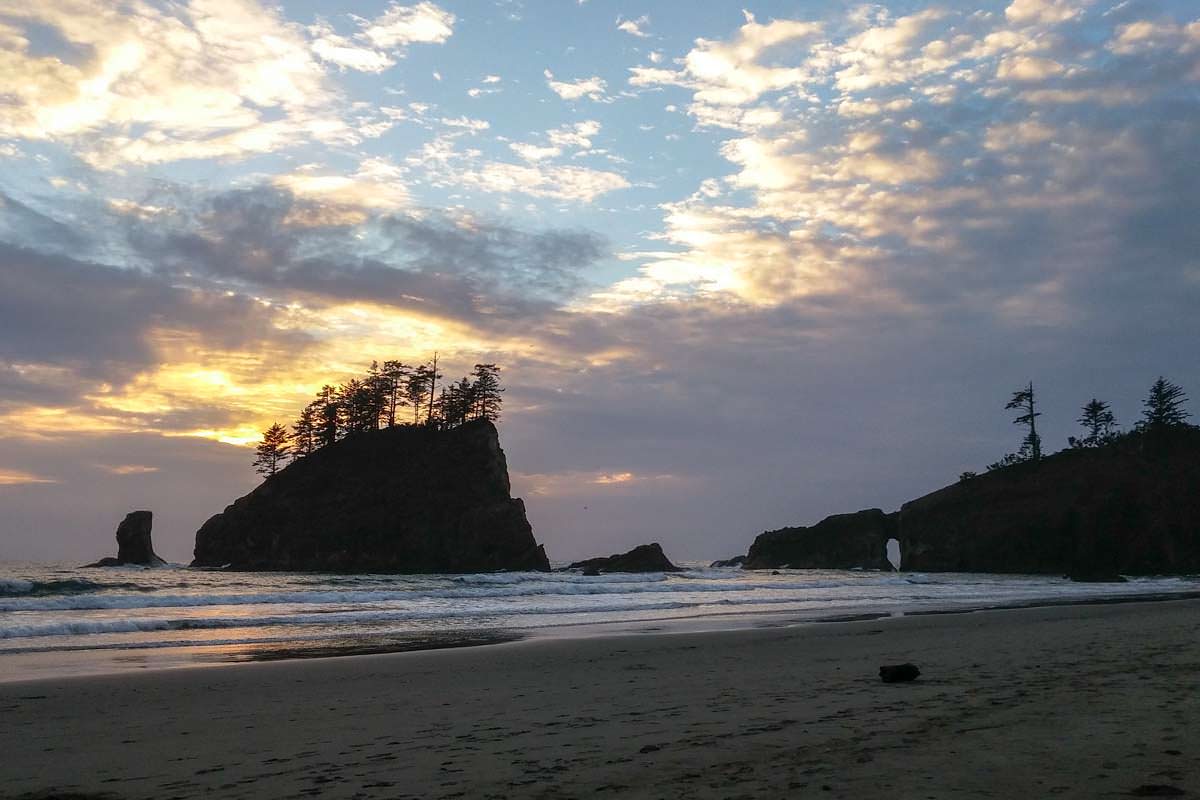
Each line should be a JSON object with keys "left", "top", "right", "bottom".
{"left": 2, "top": 599, "right": 1197, "bottom": 799}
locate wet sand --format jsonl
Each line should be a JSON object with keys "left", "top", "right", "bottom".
{"left": 2, "top": 598, "right": 1197, "bottom": 799}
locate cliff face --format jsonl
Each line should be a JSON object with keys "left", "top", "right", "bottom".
{"left": 743, "top": 509, "right": 896, "bottom": 570}
{"left": 736, "top": 428, "right": 1200, "bottom": 575}
{"left": 192, "top": 420, "right": 550, "bottom": 573}
{"left": 900, "top": 429, "right": 1200, "bottom": 575}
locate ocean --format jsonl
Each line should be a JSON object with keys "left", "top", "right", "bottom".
{"left": 1, "top": 561, "right": 1195, "bottom": 682}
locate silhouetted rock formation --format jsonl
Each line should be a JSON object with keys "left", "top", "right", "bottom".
{"left": 569, "top": 543, "right": 682, "bottom": 573}
{"left": 899, "top": 429, "right": 1200, "bottom": 575}
{"left": 742, "top": 509, "right": 896, "bottom": 570}
{"left": 710, "top": 555, "right": 746, "bottom": 568}
{"left": 192, "top": 420, "right": 550, "bottom": 573}
{"left": 85, "top": 510, "right": 165, "bottom": 567}
{"left": 731, "top": 428, "right": 1200, "bottom": 575}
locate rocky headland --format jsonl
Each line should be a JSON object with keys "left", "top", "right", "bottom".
{"left": 737, "top": 427, "right": 1200, "bottom": 575}
{"left": 85, "top": 510, "right": 166, "bottom": 567}
{"left": 743, "top": 509, "right": 896, "bottom": 571}
{"left": 192, "top": 420, "right": 550, "bottom": 573}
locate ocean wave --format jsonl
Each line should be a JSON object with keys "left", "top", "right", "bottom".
{"left": 0, "top": 578, "right": 152, "bottom": 597}
{"left": 450, "top": 571, "right": 670, "bottom": 585}
{"left": 0, "top": 576, "right": 906, "bottom": 612}
{"left": 0, "top": 598, "right": 721, "bottom": 640}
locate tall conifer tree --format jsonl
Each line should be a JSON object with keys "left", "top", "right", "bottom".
{"left": 253, "top": 423, "right": 290, "bottom": 476}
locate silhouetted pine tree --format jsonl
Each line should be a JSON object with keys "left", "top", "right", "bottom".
{"left": 316, "top": 385, "right": 340, "bottom": 447}
{"left": 439, "top": 378, "right": 474, "bottom": 427}
{"left": 338, "top": 378, "right": 379, "bottom": 434}
{"left": 425, "top": 354, "right": 443, "bottom": 424}
{"left": 471, "top": 363, "right": 503, "bottom": 422}
{"left": 290, "top": 403, "right": 319, "bottom": 460}
{"left": 254, "top": 423, "right": 290, "bottom": 476}
{"left": 406, "top": 366, "right": 433, "bottom": 425}
{"left": 1007, "top": 381, "right": 1042, "bottom": 461}
{"left": 989, "top": 381, "right": 1042, "bottom": 470}
{"left": 1140, "top": 377, "right": 1191, "bottom": 429}
{"left": 1071, "top": 399, "right": 1117, "bottom": 448}
{"left": 380, "top": 360, "right": 410, "bottom": 427}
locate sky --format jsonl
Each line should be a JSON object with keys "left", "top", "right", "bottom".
{"left": 1, "top": 0, "right": 1198, "bottom": 563}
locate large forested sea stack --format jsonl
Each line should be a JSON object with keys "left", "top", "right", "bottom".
{"left": 192, "top": 420, "right": 550, "bottom": 573}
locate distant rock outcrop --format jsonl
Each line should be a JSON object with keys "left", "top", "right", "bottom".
{"left": 85, "top": 510, "right": 165, "bottom": 567}
{"left": 742, "top": 509, "right": 897, "bottom": 570}
{"left": 569, "top": 543, "right": 682, "bottom": 573}
{"left": 191, "top": 420, "right": 550, "bottom": 573}
{"left": 728, "top": 428, "right": 1200, "bottom": 575}
{"left": 710, "top": 555, "right": 746, "bottom": 568}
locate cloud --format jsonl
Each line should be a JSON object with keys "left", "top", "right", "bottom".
{"left": 617, "top": 15, "right": 650, "bottom": 38}
{"left": 544, "top": 70, "right": 610, "bottom": 102}
{"left": 631, "top": 12, "right": 822, "bottom": 109}
{"left": 508, "top": 121, "right": 602, "bottom": 162}
{"left": 610, "top": 0, "right": 1200, "bottom": 320}
{"left": 411, "top": 132, "right": 627, "bottom": 202}
{"left": 440, "top": 116, "right": 491, "bottom": 133}
{"left": 0, "top": 0, "right": 348, "bottom": 167}
{"left": 463, "top": 162, "right": 629, "bottom": 201}
{"left": 309, "top": 20, "right": 396, "bottom": 73}
{"left": 96, "top": 464, "right": 160, "bottom": 475}
{"left": 310, "top": 2, "right": 454, "bottom": 73}
{"left": 357, "top": 1, "right": 455, "bottom": 48}
{"left": 996, "top": 55, "right": 1065, "bottom": 81}
{"left": 115, "top": 184, "right": 609, "bottom": 316}
{"left": 0, "top": 468, "right": 58, "bottom": 486}
{"left": 273, "top": 157, "right": 409, "bottom": 217}
{"left": 834, "top": 9, "right": 951, "bottom": 91}
{"left": 511, "top": 143, "right": 562, "bottom": 162}
{"left": 1005, "top": 0, "right": 1087, "bottom": 26}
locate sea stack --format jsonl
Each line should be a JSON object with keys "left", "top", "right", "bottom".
{"left": 191, "top": 419, "right": 550, "bottom": 573}
{"left": 85, "top": 510, "right": 166, "bottom": 567}
{"left": 568, "top": 543, "right": 682, "bottom": 573}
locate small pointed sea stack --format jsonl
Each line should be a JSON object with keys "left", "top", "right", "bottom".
{"left": 85, "top": 510, "right": 166, "bottom": 567}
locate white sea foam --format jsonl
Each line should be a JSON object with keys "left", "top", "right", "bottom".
{"left": 0, "top": 562, "right": 1193, "bottom": 662}
{"left": 0, "top": 577, "right": 900, "bottom": 612}
{"left": 0, "top": 598, "right": 714, "bottom": 640}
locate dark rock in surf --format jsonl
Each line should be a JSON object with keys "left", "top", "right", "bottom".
{"left": 85, "top": 510, "right": 165, "bottom": 567}
{"left": 710, "top": 555, "right": 746, "bottom": 568}
{"left": 879, "top": 663, "right": 921, "bottom": 683}
{"left": 191, "top": 420, "right": 550, "bottom": 573}
{"left": 569, "top": 543, "right": 682, "bottom": 573}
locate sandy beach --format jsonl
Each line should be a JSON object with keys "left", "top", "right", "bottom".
{"left": 2, "top": 598, "right": 1197, "bottom": 799}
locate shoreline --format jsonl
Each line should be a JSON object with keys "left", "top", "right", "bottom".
{"left": 2, "top": 598, "right": 1197, "bottom": 798}
{"left": 2, "top": 586, "right": 1198, "bottom": 686}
